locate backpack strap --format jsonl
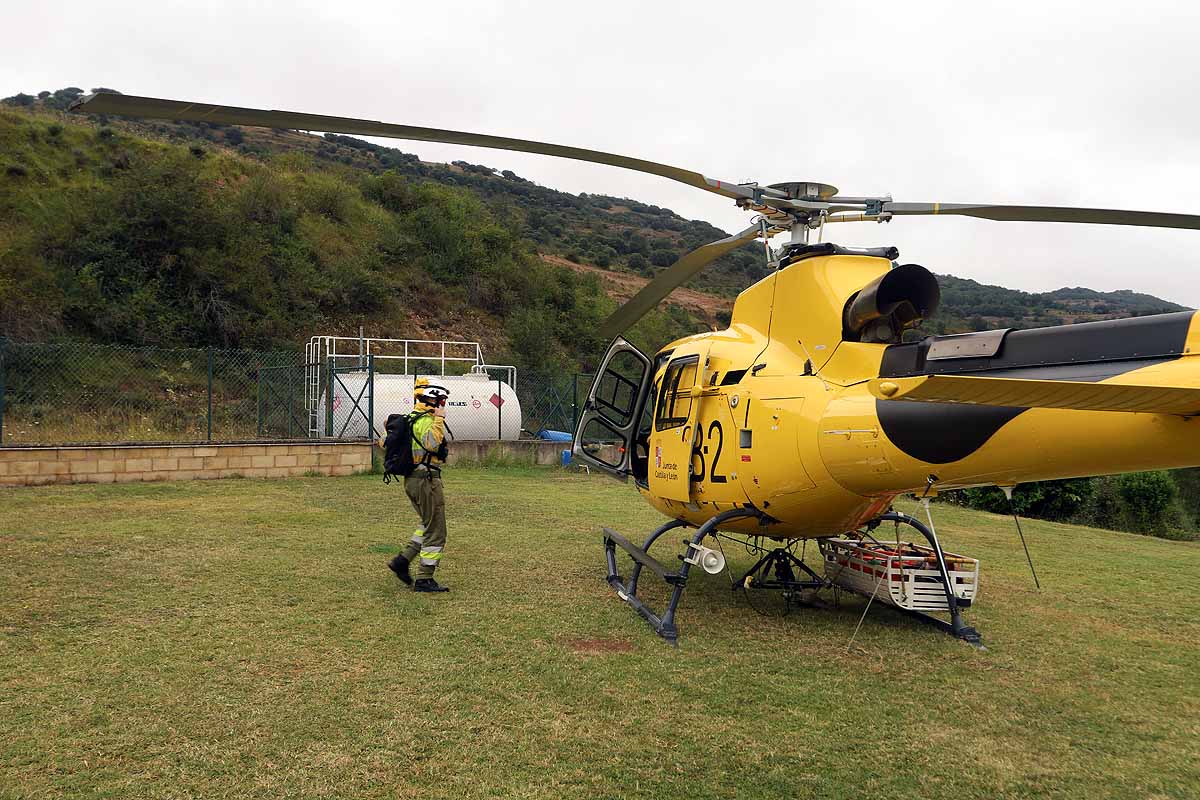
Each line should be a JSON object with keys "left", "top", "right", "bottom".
{"left": 408, "top": 410, "right": 439, "bottom": 470}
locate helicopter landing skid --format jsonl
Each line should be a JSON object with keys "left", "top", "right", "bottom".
{"left": 602, "top": 508, "right": 766, "bottom": 645}
{"left": 735, "top": 547, "right": 829, "bottom": 615}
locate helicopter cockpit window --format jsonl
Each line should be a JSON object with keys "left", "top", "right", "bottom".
{"left": 655, "top": 356, "right": 699, "bottom": 431}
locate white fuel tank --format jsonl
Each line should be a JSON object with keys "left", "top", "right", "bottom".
{"left": 318, "top": 372, "right": 522, "bottom": 440}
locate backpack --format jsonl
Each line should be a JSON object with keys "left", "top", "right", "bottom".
{"left": 382, "top": 412, "right": 422, "bottom": 483}
{"left": 383, "top": 411, "right": 448, "bottom": 483}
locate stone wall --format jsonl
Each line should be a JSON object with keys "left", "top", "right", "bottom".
{"left": 0, "top": 441, "right": 373, "bottom": 487}
{"left": 0, "top": 439, "right": 619, "bottom": 487}
{"left": 447, "top": 439, "right": 582, "bottom": 466}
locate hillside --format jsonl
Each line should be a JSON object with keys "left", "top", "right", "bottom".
{"left": 0, "top": 87, "right": 1192, "bottom": 360}
{"left": 0, "top": 100, "right": 710, "bottom": 375}
{"left": 922, "top": 274, "right": 1188, "bottom": 336}
{"left": 5, "top": 88, "right": 762, "bottom": 295}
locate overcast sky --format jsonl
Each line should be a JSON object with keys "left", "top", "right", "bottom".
{"left": 6, "top": 1, "right": 1199, "bottom": 306}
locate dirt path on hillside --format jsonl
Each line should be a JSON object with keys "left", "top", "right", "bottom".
{"left": 539, "top": 254, "right": 732, "bottom": 323}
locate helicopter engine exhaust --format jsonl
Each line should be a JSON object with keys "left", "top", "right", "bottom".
{"left": 843, "top": 264, "right": 941, "bottom": 344}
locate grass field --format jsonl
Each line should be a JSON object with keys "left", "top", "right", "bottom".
{"left": 2, "top": 468, "right": 1197, "bottom": 799}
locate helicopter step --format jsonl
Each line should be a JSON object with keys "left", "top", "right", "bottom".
{"left": 822, "top": 512, "right": 984, "bottom": 647}
{"left": 602, "top": 508, "right": 766, "bottom": 645}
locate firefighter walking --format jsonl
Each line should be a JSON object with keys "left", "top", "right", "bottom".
{"left": 387, "top": 380, "right": 452, "bottom": 593}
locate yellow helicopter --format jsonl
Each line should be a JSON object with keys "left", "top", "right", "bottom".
{"left": 73, "top": 93, "right": 1200, "bottom": 646}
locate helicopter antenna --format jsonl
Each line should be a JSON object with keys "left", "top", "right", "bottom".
{"left": 1001, "top": 486, "right": 1042, "bottom": 590}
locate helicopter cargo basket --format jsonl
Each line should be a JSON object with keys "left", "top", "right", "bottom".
{"left": 818, "top": 539, "right": 978, "bottom": 613}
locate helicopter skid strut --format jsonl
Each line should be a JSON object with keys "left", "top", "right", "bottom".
{"left": 603, "top": 508, "right": 766, "bottom": 645}
{"left": 863, "top": 512, "right": 984, "bottom": 648}
{"left": 735, "top": 546, "right": 829, "bottom": 611}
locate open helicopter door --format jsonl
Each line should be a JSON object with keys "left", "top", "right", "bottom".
{"left": 573, "top": 338, "right": 654, "bottom": 480}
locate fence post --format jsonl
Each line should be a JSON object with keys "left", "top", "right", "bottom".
{"left": 496, "top": 379, "right": 502, "bottom": 440}
{"left": 256, "top": 366, "right": 263, "bottom": 437}
{"left": 0, "top": 338, "right": 6, "bottom": 446}
{"left": 571, "top": 373, "right": 579, "bottom": 433}
{"left": 367, "top": 354, "right": 375, "bottom": 440}
{"left": 206, "top": 348, "right": 214, "bottom": 442}
{"left": 287, "top": 365, "right": 296, "bottom": 439}
{"left": 326, "top": 357, "right": 334, "bottom": 438}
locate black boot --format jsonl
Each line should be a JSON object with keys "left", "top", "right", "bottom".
{"left": 413, "top": 578, "right": 449, "bottom": 593}
{"left": 388, "top": 554, "right": 412, "bottom": 585}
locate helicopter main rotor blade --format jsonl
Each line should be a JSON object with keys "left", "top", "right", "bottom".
{"left": 599, "top": 224, "right": 765, "bottom": 339}
{"left": 70, "top": 92, "right": 757, "bottom": 202}
{"left": 885, "top": 202, "right": 1200, "bottom": 230}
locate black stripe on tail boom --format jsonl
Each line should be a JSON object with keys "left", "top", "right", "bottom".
{"left": 876, "top": 311, "right": 1194, "bottom": 464}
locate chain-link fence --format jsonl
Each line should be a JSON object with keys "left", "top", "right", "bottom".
{"left": 0, "top": 338, "right": 594, "bottom": 446}
{"left": 0, "top": 340, "right": 303, "bottom": 445}
{"left": 516, "top": 373, "right": 593, "bottom": 437}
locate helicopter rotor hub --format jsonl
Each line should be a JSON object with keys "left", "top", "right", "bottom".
{"left": 766, "top": 181, "right": 840, "bottom": 201}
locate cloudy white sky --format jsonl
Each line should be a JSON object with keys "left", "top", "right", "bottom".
{"left": 5, "top": 1, "right": 1200, "bottom": 305}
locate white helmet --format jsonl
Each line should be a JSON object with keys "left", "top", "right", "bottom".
{"left": 415, "top": 383, "right": 450, "bottom": 408}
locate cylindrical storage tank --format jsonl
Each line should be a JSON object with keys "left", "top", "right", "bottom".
{"left": 317, "top": 373, "right": 522, "bottom": 440}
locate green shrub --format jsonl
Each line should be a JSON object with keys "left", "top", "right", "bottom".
{"left": 1117, "top": 471, "right": 1180, "bottom": 534}
{"left": 956, "top": 479, "right": 1092, "bottom": 520}
{"left": 300, "top": 172, "right": 358, "bottom": 223}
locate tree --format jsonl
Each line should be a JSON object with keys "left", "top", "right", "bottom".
{"left": 1118, "top": 471, "right": 1179, "bottom": 533}
{"left": 650, "top": 248, "right": 677, "bottom": 267}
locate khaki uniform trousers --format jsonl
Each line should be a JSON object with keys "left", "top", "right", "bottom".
{"left": 400, "top": 466, "right": 447, "bottom": 579}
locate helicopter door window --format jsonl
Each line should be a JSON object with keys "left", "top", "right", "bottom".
{"left": 593, "top": 350, "right": 645, "bottom": 427}
{"left": 578, "top": 417, "right": 625, "bottom": 469}
{"left": 655, "top": 355, "right": 700, "bottom": 431}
